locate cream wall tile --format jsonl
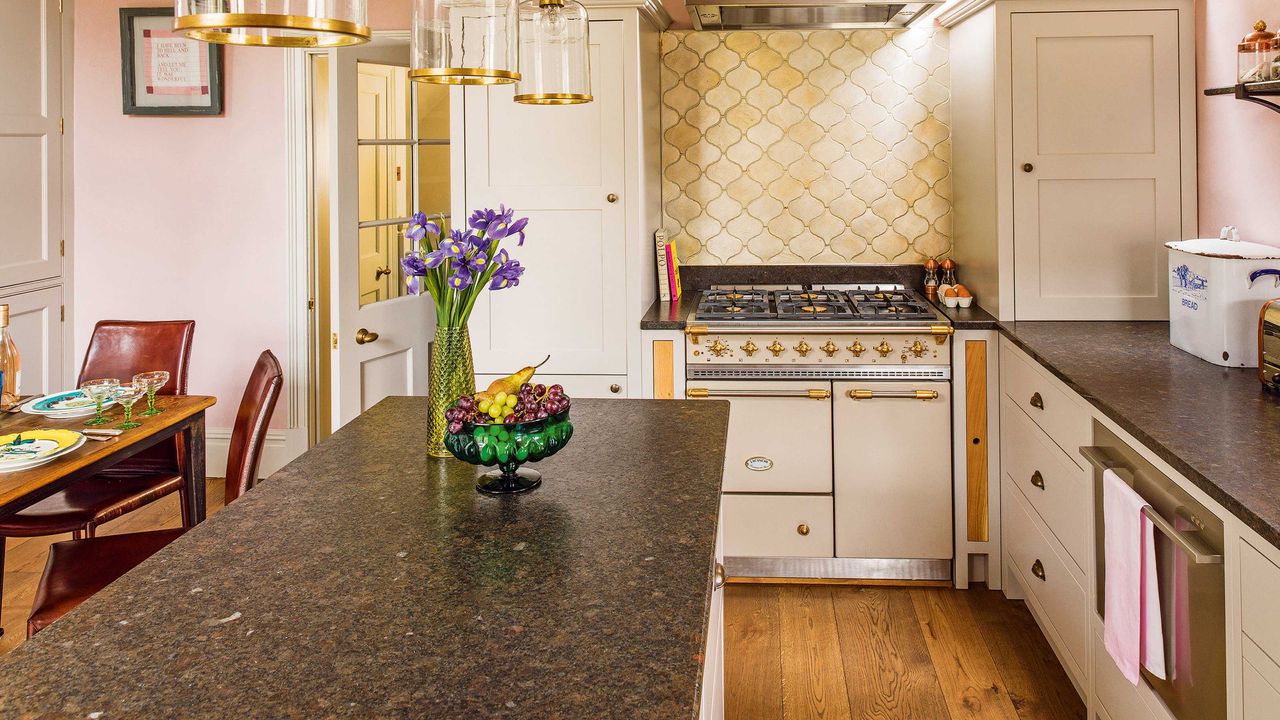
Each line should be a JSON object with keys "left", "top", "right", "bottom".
{"left": 661, "top": 28, "right": 953, "bottom": 265}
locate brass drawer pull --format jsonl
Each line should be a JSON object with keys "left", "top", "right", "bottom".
{"left": 686, "top": 388, "right": 831, "bottom": 399}
{"left": 1031, "top": 559, "right": 1046, "bottom": 581}
{"left": 1029, "top": 392, "right": 1044, "bottom": 410}
{"left": 1030, "top": 470, "right": 1045, "bottom": 489}
{"left": 797, "top": 524, "right": 810, "bottom": 536}
{"left": 713, "top": 562, "right": 726, "bottom": 590}
{"left": 847, "top": 389, "right": 939, "bottom": 401}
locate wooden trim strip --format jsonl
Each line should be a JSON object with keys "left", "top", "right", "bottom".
{"left": 966, "top": 340, "right": 989, "bottom": 542}
{"left": 652, "top": 340, "right": 674, "bottom": 400}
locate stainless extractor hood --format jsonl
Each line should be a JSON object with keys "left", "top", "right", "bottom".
{"left": 686, "top": 0, "right": 939, "bottom": 30}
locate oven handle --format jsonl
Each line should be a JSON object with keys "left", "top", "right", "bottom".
{"left": 685, "top": 388, "right": 832, "bottom": 400}
{"left": 846, "top": 389, "right": 940, "bottom": 400}
{"left": 685, "top": 324, "right": 953, "bottom": 344}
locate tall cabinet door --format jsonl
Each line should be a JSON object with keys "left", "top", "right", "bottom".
{"left": 0, "top": 0, "right": 63, "bottom": 288}
{"left": 464, "top": 20, "right": 627, "bottom": 376}
{"left": 1011, "top": 10, "right": 1182, "bottom": 320}
{"left": 0, "top": 286, "right": 63, "bottom": 397}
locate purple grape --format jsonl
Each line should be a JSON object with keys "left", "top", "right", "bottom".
{"left": 448, "top": 421, "right": 463, "bottom": 434}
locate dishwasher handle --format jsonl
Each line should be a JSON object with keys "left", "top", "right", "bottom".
{"left": 1080, "top": 446, "right": 1224, "bottom": 565}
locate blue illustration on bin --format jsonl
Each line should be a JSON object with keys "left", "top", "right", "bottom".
{"left": 1172, "top": 264, "right": 1207, "bottom": 290}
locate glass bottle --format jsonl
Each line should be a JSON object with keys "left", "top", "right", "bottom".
{"left": 0, "top": 305, "right": 20, "bottom": 410}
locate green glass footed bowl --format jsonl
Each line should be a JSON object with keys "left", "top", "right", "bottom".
{"left": 443, "top": 408, "right": 573, "bottom": 495}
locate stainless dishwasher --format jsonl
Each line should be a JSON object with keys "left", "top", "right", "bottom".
{"left": 1081, "top": 423, "right": 1225, "bottom": 720}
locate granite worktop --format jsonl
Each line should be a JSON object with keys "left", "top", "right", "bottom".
{"left": 0, "top": 398, "right": 730, "bottom": 719}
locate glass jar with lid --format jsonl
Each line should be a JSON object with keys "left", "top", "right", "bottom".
{"left": 1239, "top": 20, "right": 1279, "bottom": 83}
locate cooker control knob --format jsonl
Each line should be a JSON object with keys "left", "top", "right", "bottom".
{"left": 793, "top": 340, "right": 812, "bottom": 357}
{"left": 708, "top": 339, "right": 730, "bottom": 357}
{"left": 821, "top": 340, "right": 838, "bottom": 357}
{"left": 740, "top": 340, "right": 759, "bottom": 357}
{"left": 874, "top": 341, "right": 893, "bottom": 357}
{"left": 767, "top": 340, "right": 785, "bottom": 357}
{"left": 908, "top": 340, "right": 927, "bottom": 358}
{"left": 848, "top": 341, "right": 866, "bottom": 357}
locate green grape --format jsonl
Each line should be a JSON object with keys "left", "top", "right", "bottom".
{"left": 478, "top": 398, "right": 492, "bottom": 413}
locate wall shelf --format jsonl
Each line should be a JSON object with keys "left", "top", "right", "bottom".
{"left": 1204, "top": 81, "right": 1280, "bottom": 114}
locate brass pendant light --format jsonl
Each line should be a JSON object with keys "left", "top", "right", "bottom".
{"left": 514, "top": 0, "right": 592, "bottom": 104}
{"left": 411, "top": 0, "right": 521, "bottom": 85}
{"left": 174, "top": 1, "right": 371, "bottom": 48}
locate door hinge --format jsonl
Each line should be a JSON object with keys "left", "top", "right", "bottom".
{"left": 60, "top": 305, "right": 65, "bottom": 322}
{"left": 59, "top": 239, "right": 64, "bottom": 257}
{"left": 331, "top": 332, "right": 338, "bottom": 349}
{"left": 59, "top": 118, "right": 64, "bottom": 135}
{"left": 307, "top": 298, "right": 315, "bottom": 310}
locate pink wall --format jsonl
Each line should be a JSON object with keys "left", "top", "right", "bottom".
{"left": 1196, "top": 0, "right": 1280, "bottom": 245}
{"left": 73, "top": 0, "right": 290, "bottom": 428}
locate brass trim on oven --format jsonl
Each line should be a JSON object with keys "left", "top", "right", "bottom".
{"left": 686, "top": 388, "right": 831, "bottom": 400}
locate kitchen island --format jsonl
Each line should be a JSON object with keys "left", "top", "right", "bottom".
{"left": 0, "top": 397, "right": 730, "bottom": 719}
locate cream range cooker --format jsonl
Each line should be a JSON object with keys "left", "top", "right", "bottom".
{"left": 684, "top": 285, "right": 955, "bottom": 581}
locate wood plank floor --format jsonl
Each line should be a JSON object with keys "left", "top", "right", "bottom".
{"left": 0, "top": 479, "right": 226, "bottom": 655}
{"left": 726, "top": 584, "right": 1086, "bottom": 720}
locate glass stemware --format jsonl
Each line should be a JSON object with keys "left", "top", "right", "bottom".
{"left": 80, "top": 378, "right": 120, "bottom": 427}
{"left": 112, "top": 382, "right": 147, "bottom": 430}
{"left": 133, "top": 371, "right": 171, "bottom": 416}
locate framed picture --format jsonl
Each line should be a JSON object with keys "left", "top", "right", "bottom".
{"left": 120, "top": 7, "right": 224, "bottom": 116}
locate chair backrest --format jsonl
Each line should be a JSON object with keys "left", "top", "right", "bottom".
{"left": 224, "top": 350, "right": 283, "bottom": 504}
{"left": 78, "top": 320, "right": 195, "bottom": 474}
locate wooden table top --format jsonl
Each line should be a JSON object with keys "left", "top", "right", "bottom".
{"left": 0, "top": 395, "right": 216, "bottom": 511}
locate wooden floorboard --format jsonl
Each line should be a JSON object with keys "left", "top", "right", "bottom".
{"left": 725, "top": 584, "right": 784, "bottom": 720}
{"left": 779, "top": 585, "right": 853, "bottom": 720}
{"left": 909, "top": 588, "right": 1022, "bottom": 720}
{"left": 0, "top": 479, "right": 226, "bottom": 655}
{"left": 965, "top": 586, "right": 1086, "bottom": 720}
{"left": 832, "top": 587, "right": 952, "bottom": 719}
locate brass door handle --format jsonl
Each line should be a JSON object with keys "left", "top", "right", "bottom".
{"left": 606, "top": 193, "right": 618, "bottom": 203}
{"left": 1022, "top": 162, "right": 1034, "bottom": 173}
{"left": 375, "top": 266, "right": 392, "bottom": 279}
{"left": 1029, "top": 392, "right": 1044, "bottom": 410}
{"left": 355, "top": 328, "right": 379, "bottom": 345}
{"left": 797, "top": 524, "right": 810, "bottom": 536}
{"left": 1031, "top": 559, "right": 1046, "bottom": 581}
{"left": 610, "top": 384, "right": 621, "bottom": 394}
{"left": 1030, "top": 470, "right": 1045, "bottom": 489}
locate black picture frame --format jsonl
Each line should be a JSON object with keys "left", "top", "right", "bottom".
{"left": 120, "top": 7, "right": 224, "bottom": 116}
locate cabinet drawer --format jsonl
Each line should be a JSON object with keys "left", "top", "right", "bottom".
{"left": 1004, "top": 480, "right": 1087, "bottom": 672}
{"left": 1001, "top": 395, "right": 1089, "bottom": 571}
{"left": 1244, "top": 635, "right": 1280, "bottom": 720}
{"left": 1000, "top": 343, "right": 1089, "bottom": 464}
{"left": 722, "top": 494, "right": 834, "bottom": 558}
{"left": 1093, "top": 631, "right": 1156, "bottom": 720}
{"left": 1241, "top": 540, "right": 1280, "bottom": 665}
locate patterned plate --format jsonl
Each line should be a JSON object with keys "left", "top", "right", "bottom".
{"left": 21, "top": 390, "right": 115, "bottom": 418}
{"left": 0, "top": 429, "right": 85, "bottom": 471}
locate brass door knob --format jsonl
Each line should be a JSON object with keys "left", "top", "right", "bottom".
{"left": 848, "top": 341, "right": 865, "bottom": 357}
{"left": 908, "top": 340, "right": 927, "bottom": 358}
{"left": 793, "top": 340, "right": 812, "bottom": 357}
{"left": 767, "top": 340, "right": 785, "bottom": 357}
{"left": 375, "top": 266, "right": 392, "bottom": 279}
{"left": 610, "top": 384, "right": 622, "bottom": 394}
{"left": 1022, "top": 162, "right": 1034, "bottom": 173}
{"left": 874, "top": 341, "right": 893, "bottom": 357}
{"left": 606, "top": 193, "right": 618, "bottom": 203}
{"left": 740, "top": 340, "right": 759, "bottom": 357}
{"left": 355, "top": 328, "right": 379, "bottom": 345}
{"left": 821, "top": 340, "right": 838, "bottom": 357}
{"left": 1031, "top": 559, "right": 1046, "bottom": 581}
{"left": 797, "top": 524, "right": 810, "bottom": 536}
{"left": 708, "top": 339, "right": 730, "bottom": 357}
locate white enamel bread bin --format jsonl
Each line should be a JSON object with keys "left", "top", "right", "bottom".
{"left": 1167, "top": 235, "right": 1280, "bottom": 367}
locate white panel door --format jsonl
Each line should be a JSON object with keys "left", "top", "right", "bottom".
{"left": 1012, "top": 11, "right": 1182, "bottom": 320}
{"left": 464, "top": 20, "right": 626, "bottom": 376}
{"left": 0, "top": 286, "right": 62, "bottom": 397}
{"left": 0, "top": 0, "right": 62, "bottom": 288}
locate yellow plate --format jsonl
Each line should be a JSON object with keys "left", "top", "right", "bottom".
{"left": 0, "top": 429, "right": 83, "bottom": 466}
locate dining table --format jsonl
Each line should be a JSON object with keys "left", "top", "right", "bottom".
{"left": 0, "top": 395, "right": 217, "bottom": 524}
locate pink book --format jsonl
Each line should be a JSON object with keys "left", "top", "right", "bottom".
{"left": 665, "top": 243, "right": 682, "bottom": 301}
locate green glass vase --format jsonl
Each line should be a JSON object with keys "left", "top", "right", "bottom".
{"left": 427, "top": 324, "right": 475, "bottom": 457}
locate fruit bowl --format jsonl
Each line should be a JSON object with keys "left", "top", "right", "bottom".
{"left": 443, "top": 407, "right": 574, "bottom": 494}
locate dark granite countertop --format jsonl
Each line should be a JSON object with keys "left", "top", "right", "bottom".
{"left": 998, "top": 321, "right": 1280, "bottom": 547}
{"left": 0, "top": 397, "right": 730, "bottom": 719}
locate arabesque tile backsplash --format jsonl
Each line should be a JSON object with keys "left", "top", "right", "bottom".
{"left": 660, "top": 28, "right": 951, "bottom": 265}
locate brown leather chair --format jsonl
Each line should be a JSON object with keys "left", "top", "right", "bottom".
{"left": 0, "top": 320, "right": 195, "bottom": 634}
{"left": 26, "top": 350, "right": 282, "bottom": 638}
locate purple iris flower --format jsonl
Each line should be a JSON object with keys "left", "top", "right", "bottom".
{"left": 486, "top": 213, "right": 530, "bottom": 247}
{"left": 405, "top": 212, "right": 439, "bottom": 242}
{"left": 447, "top": 266, "right": 473, "bottom": 290}
{"left": 468, "top": 208, "right": 498, "bottom": 232}
{"left": 489, "top": 256, "right": 525, "bottom": 290}
{"left": 422, "top": 238, "right": 464, "bottom": 269}
{"left": 401, "top": 254, "right": 429, "bottom": 276}
{"left": 462, "top": 250, "right": 489, "bottom": 274}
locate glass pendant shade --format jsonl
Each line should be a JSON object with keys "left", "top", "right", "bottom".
{"left": 411, "top": 0, "right": 521, "bottom": 85}
{"left": 175, "top": 0, "right": 370, "bottom": 47}
{"left": 514, "top": 0, "right": 591, "bottom": 104}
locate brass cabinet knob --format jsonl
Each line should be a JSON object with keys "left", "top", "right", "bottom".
{"left": 1030, "top": 470, "right": 1045, "bottom": 489}
{"left": 848, "top": 340, "right": 865, "bottom": 357}
{"left": 606, "top": 193, "right": 619, "bottom": 203}
{"left": 1022, "top": 162, "right": 1034, "bottom": 173}
{"left": 1031, "top": 559, "right": 1046, "bottom": 581}
{"left": 797, "top": 524, "right": 811, "bottom": 536}
{"left": 908, "top": 340, "right": 927, "bottom": 358}
{"left": 708, "top": 339, "right": 729, "bottom": 357}
{"left": 1029, "top": 392, "right": 1044, "bottom": 410}
{"left": 610, "top": 384, "right": 622, "bottom": 394}
{"left": 821, "top": 340, "right": 838, "bottom": 357}
{"left": 767, "top": 340, "right": 785, "bottom": 357}
{"left": 355, "top": 328, "right": 379, "bottom": 345}
{"left": 740, "top": 340, "right": 759, "bottom": 357}
{"left": 793, "top": 340, "right": 812, "bottom": 357}
{"left": 874, "top": 341, "right": 893, "bottom": 357}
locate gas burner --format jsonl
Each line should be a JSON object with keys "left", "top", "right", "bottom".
{"left": 776, "top": 294, "right": 855, "bottom": 321}
{"left": 695, "top": 289, "right": 774, "bottom": 320}
{"left": 800, "top": 305, "right": 828, "bottom": 313}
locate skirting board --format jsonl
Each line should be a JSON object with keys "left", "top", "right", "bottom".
{"left": 204, "top": 427, "right": 308, "bottom": 480}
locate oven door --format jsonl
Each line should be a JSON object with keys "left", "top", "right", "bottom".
{"left": 685, "top": 380, "right": 833, "bottom": 493}
{"left": 833, "top": 380, "right": 953, "bottom": 561}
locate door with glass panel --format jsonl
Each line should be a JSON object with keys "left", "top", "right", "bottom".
{"left": 319, "top": 37, "right": 449, "bottom": 430}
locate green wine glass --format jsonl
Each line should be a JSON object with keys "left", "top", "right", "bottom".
{"left": 112, "top": 382, "right": 147, "bottom": 430}
{"left": 80, "top": 378, "right": 119, "bottom": 427}
{"left": 133, "top": 371, "right": 170, "bottom": 416}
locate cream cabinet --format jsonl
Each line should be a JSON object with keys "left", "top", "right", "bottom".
{"left": 463, "top": 2, "right": 667, "bottom": 394}
{"left": 944, "top": 0, "right": 1197, "bottom": 321}
{"left": 0, "top": 284, "right": 64, "bottom": 397}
